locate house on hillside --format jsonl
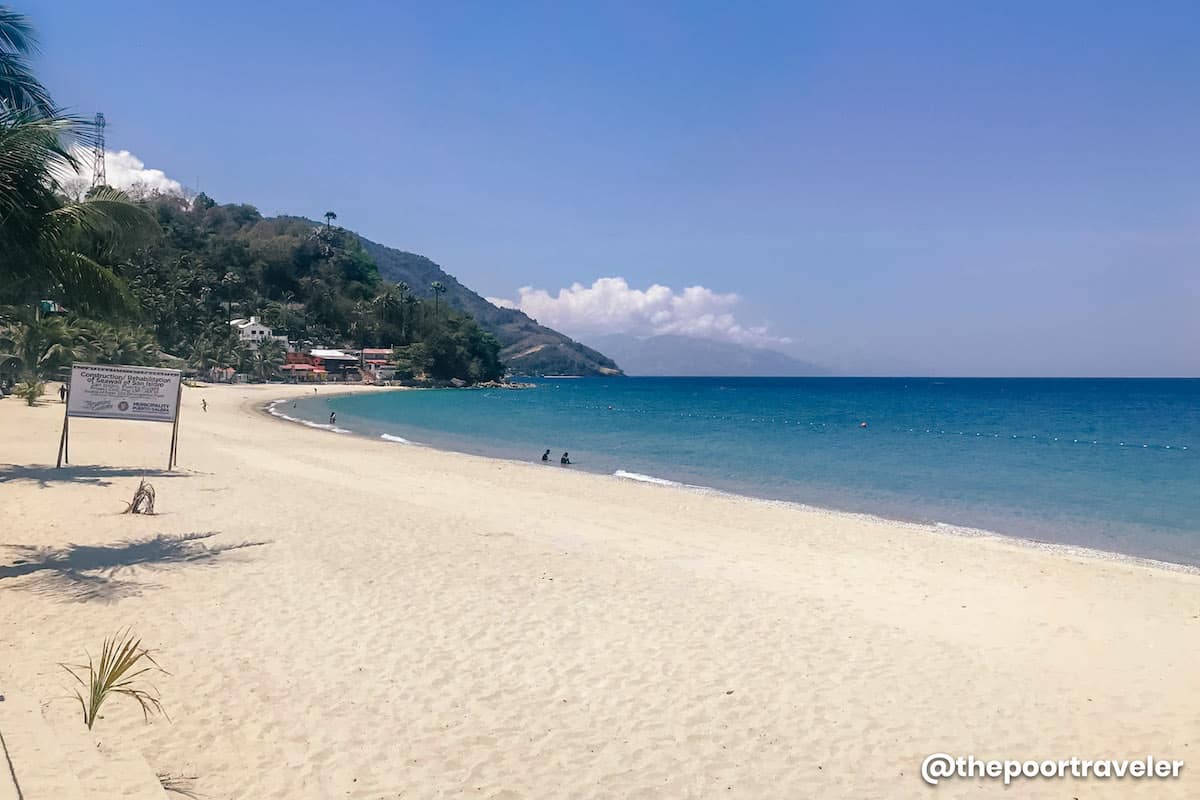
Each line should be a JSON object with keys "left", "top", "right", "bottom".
{"left": 229, "top": 316, "right": 288, "bottom": 350}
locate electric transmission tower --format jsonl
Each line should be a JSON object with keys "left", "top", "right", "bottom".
{"left": 91, "top": 112, "right": 106, "bottom": 188}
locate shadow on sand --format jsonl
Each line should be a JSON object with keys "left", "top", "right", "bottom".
{"left": 0, "top": 531, "right": 269, "bottom": 602}
{"left": 0, "top": 464, "right": 188, "bottom": 489}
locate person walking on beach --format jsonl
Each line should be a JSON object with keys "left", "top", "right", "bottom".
{"left": 201, "top": 398, "right": 208, "bottom": 412}
{"left": 542, "top": 449, "right": 551, "bottom": 462}
{"left": 329, "top": 412, "right": 336, "bottom": 425}
{"left": 560, "top": 452, "right": 571, "bottom": 465}
{"left": 58, "top": 384, "right": 66, "bottom": 402}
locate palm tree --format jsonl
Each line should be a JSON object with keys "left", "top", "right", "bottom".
{"left": 430, "top": 281, "right": 447, "bottom": 318}
{"left": 251, "top": 338, "right": 286, "bottom": 381}
{"left": 402, "top": 292, "right": 419, "bottom": 343}
{"left": 395, "top": 282, "right": 410, "bottom": 341}
{"left": 0, "top": 9, "right": 156, "bottom": 312}
{"left": 78, "top": 320, "right": 158, "bottom": 365}
{"left": 371, "top": 283, "right": 409, "bottom": 341}
{"left": 186, "top": 336, "right": 219, "bottom": 378}
{"left": 188, "top": 329, "right": 241, "bottom": 381}
{"left": 0, "top": 309, "right": 84, "bottom": 379}
{"left": 350, "top": 299, "right": 372, "bottom": 347}
{"left": 219, "top": 271, "right": 243, "bottom": 323}
{"left": 323, "top": 210, "right": 337, "bottom": 228}
{"left": 0, "top": 7, "right": 54, "bottom": 117}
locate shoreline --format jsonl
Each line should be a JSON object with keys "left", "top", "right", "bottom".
{"left": 262, "top": 384, "right": 1200, "bottom": 576}
{"left": 4, "top": 381, "right": 1198, "bottom": 799}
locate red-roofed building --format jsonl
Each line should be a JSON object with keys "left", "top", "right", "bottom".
{"left": 359, "top": 348, "right": 396, "bottom": 382}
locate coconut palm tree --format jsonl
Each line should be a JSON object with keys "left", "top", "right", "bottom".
{"left": 323, "top": 210, "right": 337, "bottom": 228}
{"left": 250, "top": 338, "right": 286, "bottom": 381}
{"left": 430, "top": 281, "right": 447, "bottom": 318}
{"left": 78, "top": 320, "right": 158, "bottom": 365}
{"left": 0, "top": 7, "right": 54, "bottom": 117}
{"left": 0, "top": 309, "right": 84, "bottom": 379}
{"left": 188, "top": 329, "right": 242, "bottom": 381}
{"left": 402, "top": 292, "right": 419, "bottom": 343}
{"left": 371, "top": 283, "right": 406, "bottom": 338}
{"left": 0, "top": 9, "right": 156, "bottom": 313}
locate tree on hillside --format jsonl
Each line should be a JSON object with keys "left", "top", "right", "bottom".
{"left": 430, "top": 281, "right": 446, "bottom": 318}
{"left": 323, "top": 210, "right": 337, "bottom": 228}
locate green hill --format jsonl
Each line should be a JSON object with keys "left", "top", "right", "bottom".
{"left": 357, "top": 238, "right": 623, "bottom": 376}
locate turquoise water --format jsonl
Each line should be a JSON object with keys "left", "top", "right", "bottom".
{"left": 286, "top": 378, "right": 1200, "bottom": 566}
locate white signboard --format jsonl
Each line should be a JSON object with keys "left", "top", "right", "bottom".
{"left": 67, "top": 363, "right": 181, "bottom": 423}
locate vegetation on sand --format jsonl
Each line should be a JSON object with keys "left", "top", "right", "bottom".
{"left": 60, "top": 629, "right": 168, "bottom": 730}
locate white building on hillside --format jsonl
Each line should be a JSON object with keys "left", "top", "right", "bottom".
{"left": 230, "top": 316, "right": 288, "bottom": 350}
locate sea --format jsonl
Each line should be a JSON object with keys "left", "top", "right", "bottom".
{"left": 279, "top": 377, "right": 1200, "bottom": 567}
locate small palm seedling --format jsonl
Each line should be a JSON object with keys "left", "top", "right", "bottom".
{"left": 61, "top": 629, "right": 168, "bottom": 730}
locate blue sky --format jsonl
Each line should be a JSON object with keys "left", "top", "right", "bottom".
{"left": 30, "top": 0, "right": 1200, "bottom": 375}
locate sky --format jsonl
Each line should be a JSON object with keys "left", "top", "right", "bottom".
{"left": 29, "top": 0, "right": 1200, "bottom": 375}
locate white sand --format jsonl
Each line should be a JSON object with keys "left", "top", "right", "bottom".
{"left": 1, "top": 382, "right": 1197, "bottom": 798}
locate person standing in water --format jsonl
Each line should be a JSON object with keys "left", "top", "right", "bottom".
{"left": 329, "top": 412, "right": 336, "bottom": 425}
{"left": 560, "top": 452, "right": 571, "bottom": 465}
{"left": 541, "top": 449, "right": 551, "bottom": 462}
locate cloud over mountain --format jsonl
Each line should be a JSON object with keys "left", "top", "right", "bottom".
{"left": 488, "top": 277, "right": 789, "bottom": 348}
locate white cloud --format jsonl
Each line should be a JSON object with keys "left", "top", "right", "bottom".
{"left": 61, "top": 146, "right": 185, "bottom": 198}
{"left": 488, "top": 277, "right": 790, "bottom": 348}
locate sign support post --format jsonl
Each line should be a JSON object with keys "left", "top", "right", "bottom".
{"left": 55, "top": 386, "right": 70, "bottom": 468}
{"left": 167, "top": 380, "right": 183, "bottom": 470}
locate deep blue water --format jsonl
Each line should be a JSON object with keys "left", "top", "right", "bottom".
{"left": 285, "top": 378, "right": 1200, "bottom": 565}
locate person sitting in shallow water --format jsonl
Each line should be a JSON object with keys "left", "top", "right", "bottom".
{"left": 541, "top": 449, "right": 550, "bottom": 462}
{"left": 560, "top": 452, "right": 571, "bottom": 465}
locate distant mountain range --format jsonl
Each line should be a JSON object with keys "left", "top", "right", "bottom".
{"left": 583, "top": 334, "right": 827, "bottom": 376}
{"left": 355, "top": 237, "right": 622, "bottom": 376}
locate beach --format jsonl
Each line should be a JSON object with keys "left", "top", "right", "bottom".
{"left": 1, "top": 382, "right": 1197, "bottom": 798}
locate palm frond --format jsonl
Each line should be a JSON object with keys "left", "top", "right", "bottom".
{"left": 157, "top": 772, "right": 201, "bottom": 798}
{"left": 0, "top": 8, "right": 39, "bottom": 55}
{"left": 0, "top": 52, "right": 53, "bottom": 117}
{"left": 0, "top": 8, "right": 54, "bottom": 117}
{"left": 47, "top": 189, "right": 160, "bottom": 244}
{"left": 38, "top": 250, "right": 132, "bottom": 314}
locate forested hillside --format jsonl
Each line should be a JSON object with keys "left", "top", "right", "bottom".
{"left": 359, "top": 239, "right": 622, "bottom": 376}
{"left": 0, "top": 5, "right": 618, "bottom": 392}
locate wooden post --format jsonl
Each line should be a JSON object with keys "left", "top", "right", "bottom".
{"left": 167, "top": 380, "right": 183, "bottom": 470}
{"left": 56, "top": 385, "right": 70, "bottom": 468}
